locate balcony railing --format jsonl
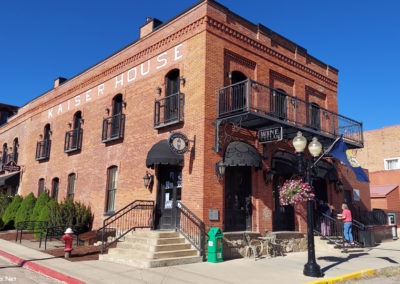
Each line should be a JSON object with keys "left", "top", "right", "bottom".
{"left": 102, "top": 113, "right": 125, "bottom": 143}
{"left": 217, "top": 79, "right": 363, "bottom": 147}
{"left": 64, "top": 128, "right": 83, "bottom": 153}
{"left": 35, "top": 139, "right": 51, "bottom": 161}
{"left": 154, "top": 92, "right": 184, "bottom": 129}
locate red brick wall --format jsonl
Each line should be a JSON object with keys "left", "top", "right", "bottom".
{"left": 1, "top": 1, "right": 346, "bottom": 234}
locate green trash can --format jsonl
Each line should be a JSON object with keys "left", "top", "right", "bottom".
{"left": 207, "top": 227, "right": 224, "bottom": 263}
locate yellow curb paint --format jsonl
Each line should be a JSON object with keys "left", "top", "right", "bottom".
{"left": 306, "top": 269, "right": 376, "bottom": 284}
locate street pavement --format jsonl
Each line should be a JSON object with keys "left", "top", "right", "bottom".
{"left": 0, "top": 237, "right": 400, "bottom": 284}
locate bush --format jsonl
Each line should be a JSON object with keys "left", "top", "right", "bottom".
{"left": 0, "top": 193, "right": 12, "bottom": 219}
{"left": 30, "top": 191, "right": 50, "bottom": 222}
{"left": 1, "top": 195, "right": 23, "bottom": 229}
{"left": 38, "top": 199, "right": 61, "bottom": 227}
{"left": 15, "top": 193, "right": 36, "bottom": 227}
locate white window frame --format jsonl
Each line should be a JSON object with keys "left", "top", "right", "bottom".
{"left": 384, "top": 157, "right": 400, "bottom": 170}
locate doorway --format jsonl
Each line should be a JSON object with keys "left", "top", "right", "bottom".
{"left": 273, "top": 175, "right": 295, "bottom": 231}
{"left": 224, "top": 166, "right": 252, "bottom": 231}
{"left": 155, "top": 166, "right": 182, "bottom": 230}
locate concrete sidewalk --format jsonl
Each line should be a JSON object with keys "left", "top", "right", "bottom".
{"left": 0, "top": 237, "right": 400, "bottom": 284}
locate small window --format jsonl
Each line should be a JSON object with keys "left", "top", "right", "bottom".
{"left": 52, "top": 178, "right": 59, "bottom": 201}
{"left": 67, "top": 173, "right": 76, "bottom": 200}
{"left": 384, "top": 158, "right": 400, "bottom": 170}
{"left": 38, "top": 178, "right": 45, "bottom": 196}
{"left": 105, "top": 166, "right": 118, "bottom": 213}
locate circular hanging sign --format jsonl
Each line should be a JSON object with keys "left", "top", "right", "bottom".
{"left": 168, "top": 132, "right": 190, "bottom": 155}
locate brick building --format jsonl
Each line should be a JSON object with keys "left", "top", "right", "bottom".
{"left": 0, "top": 0, "right": 369, "bottom": 236}
{"left": 357, "top": 125, "right": 400, "bottom": 211}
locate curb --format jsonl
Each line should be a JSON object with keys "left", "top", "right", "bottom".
{"left": 0, "top": 249, "right": 85, "bottom": 284}
{"left": 306, "top": 269, "right": 376, "bottom": 284}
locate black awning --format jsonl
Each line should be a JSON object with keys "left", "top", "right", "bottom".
{"left": 224, "top": 141, "right": 262, "bottom": 167}
{"left": 314, "top": 160, "right": 338, "bottom": 181}
{"left": 0, "top": 171, "right": 20, "bottom": 187}
{"left": 146, "top": 140, "right": 184, "bottom": 169}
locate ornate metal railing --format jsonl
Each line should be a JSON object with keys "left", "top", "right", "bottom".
{"left": 217, "top": 79, "right": 363, "bottom": 146}
{"left": 64, "top": 128, "right": 83, "bottom": 153}
{"left": 176, "top": 201, "right": 206, "bottom": 258}
{"left": 102, "top": 113, "right": 125, "bottom": 143}
{"left": 35, "top": 139, "right": 51, "bottom": 161}
{"left": 100, "top": 200, "right": 155, "bottom": 254}
{"left": 154, "top": 92, "right": 184, "bottom": 129}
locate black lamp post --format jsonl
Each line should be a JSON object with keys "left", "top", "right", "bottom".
{"left": 292, "top": 131, "right": 323, "bottom": 278}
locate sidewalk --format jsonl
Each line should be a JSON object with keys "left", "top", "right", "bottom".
{"left": 0, "top": 237, "right": 400, "bottom": 284}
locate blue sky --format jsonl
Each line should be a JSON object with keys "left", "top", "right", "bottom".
{"left": 1, "top": 0, "right": 399, "bottom": 131}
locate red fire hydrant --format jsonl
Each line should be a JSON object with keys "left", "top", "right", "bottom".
{"left": 62, "top": 228, "right": 74, "bottom": 258}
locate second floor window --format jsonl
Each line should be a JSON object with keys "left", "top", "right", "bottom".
{"left": 384, "top": 158, "right": 400, "bottom": 170}
{"left": 65, "top": 111, "right": 83, "bottom": 152}
{"left": 36, "top": 124, "right": 51, "bottom": 161}
{"left": 309, "top": 103, "right": 321, "bottom": 130}
{"left": 102, "top": 94, "right": 125, "bottom": 142}
{"left": 67, "top": 173, "right": 76, "bottom": 200}
{"left": 270, "top": 89, "right": 287, "bottom": 120}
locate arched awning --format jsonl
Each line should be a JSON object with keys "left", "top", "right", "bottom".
{"left": 146, "top": 140, "right": 184, "bottom": 169}
{"left": 224, "top": 141, "right": 262, "bottom": 167}
{"left": 271, "top": 151, "right": 297, "bottom": 175}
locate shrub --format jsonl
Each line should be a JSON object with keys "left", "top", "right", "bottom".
{"left": 1, "top": 195, "right": 23, "bottom": 229}
{"left": 30, "top": 191, "right": 50, "bottom": 222}
{"left": 15, "top": 193, "right": 36, "bottom": 227}
{"left": 0, "top": 193, "right": 12, "bottom": 219}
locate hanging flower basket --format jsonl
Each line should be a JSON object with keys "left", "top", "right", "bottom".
{"left": 279, "top": 178, "right": 314, "bottom": 206}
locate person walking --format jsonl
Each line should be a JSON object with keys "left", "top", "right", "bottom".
{"left": 337, "top": 203, "right": 354, "bottom": 246}
{"left": 318, "top": 200, "right": 331, "bottom": 237}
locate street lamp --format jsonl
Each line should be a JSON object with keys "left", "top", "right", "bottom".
{"left": 292, "top": 131, "right": 323, "bottom": 278}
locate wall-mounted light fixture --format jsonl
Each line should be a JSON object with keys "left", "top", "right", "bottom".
{"left": 122, "top": 101, "right": 127, "bottom": 108}
{"left": 143, "top": 171, "right": 154, "bottom": 189}
{"left": 67, "top": 122, "right": 72, "bottom": 128}
{"left": 105, "top": 107, "right": 110, "bottom": 115}
{"left": 39, "top": 134, "right": 43, "bottom": 139}
{"left": 156, "top": 86, "right": 162, "bottom": 95}
{"left": 179, "top": 77, "right": 186, "bottom": 86}
{"left": 215, "top": 161, "right": 226, "bottom": 180}
{"left": 227, "top": 72, "right": 232, "bottom": 79}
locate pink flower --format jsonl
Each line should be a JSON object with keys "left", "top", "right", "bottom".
{"left": 278, "top": 178, "right": 314, "bottom": 206}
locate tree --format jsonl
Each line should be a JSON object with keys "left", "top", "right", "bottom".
{"left": 15, "top": 193, "right": 36, "bottom": 226}
{"left": 30, "top": 191, "right": 50, "bottom": 222}
{"left": 1, "top": 195, "right": 23, "bottom": 229}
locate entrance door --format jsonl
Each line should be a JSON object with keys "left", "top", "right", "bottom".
{"left": 156, "top": 166, "right": 182, "bottom": 230}
{"left": 273, "top": 175, "right": 295, "bottom": 231}
{"left": 225, "top": 166, "right": 252, "bottom": 231}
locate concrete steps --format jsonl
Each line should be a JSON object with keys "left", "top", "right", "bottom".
{"left": 99, "top": 230, "right": 202, "bottom": 268}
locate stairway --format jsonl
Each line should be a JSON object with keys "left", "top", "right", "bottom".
{"left": 99, "top": 230, "right": 203, "bottom": 268}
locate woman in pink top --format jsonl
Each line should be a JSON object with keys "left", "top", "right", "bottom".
{"left": 337, "top": 203, "right": 354, "bottom": 245}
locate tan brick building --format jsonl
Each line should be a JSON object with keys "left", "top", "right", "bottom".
{"left": 0, "top": 0, "right": 369, "bottom": 237}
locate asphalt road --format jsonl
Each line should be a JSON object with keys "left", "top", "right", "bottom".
{"left": 0, "top": 256, "right": 63, "bottom": 284}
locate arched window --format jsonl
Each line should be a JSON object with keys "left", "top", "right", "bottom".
{"left": 12, "top": 138, "right": 18, "bottom": 163}
{"left": 38, "top": 178, "right": 45, "bottom": 196}
{"left": 2, "top": 143, "right": 7, "bottom": 164}
{"left": 102, "top": 94, "right": 125, "bottom": 142}
{"left": 65, "top": 111, "right": 83, "bottom": 152}
{"left": 67, "top": 173, "right": 76, "bottom": 200}
{"left": 105, "top": 166, "right": 118, "bottom": 213}
{"left": 36, "top": 124, "right": 51, "bottom": 160}
{"left": 51, "top": 177, "right": 59, "bottom": 201}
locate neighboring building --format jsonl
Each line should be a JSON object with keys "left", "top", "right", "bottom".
{"left": 357, "top": 125, "right": 400, "bottom": 211}
{"left": 0, "top": 0, "right": 369, "bottom": 235}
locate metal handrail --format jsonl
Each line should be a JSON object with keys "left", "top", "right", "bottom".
{"left": 100, "top": 200, "right": 155, "bottom": 254}
{"left": 217, "top": 79, "right": 363, "bottom": 146}
{"left": 176, "top": 201, "right": 206, "bottom": 258}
